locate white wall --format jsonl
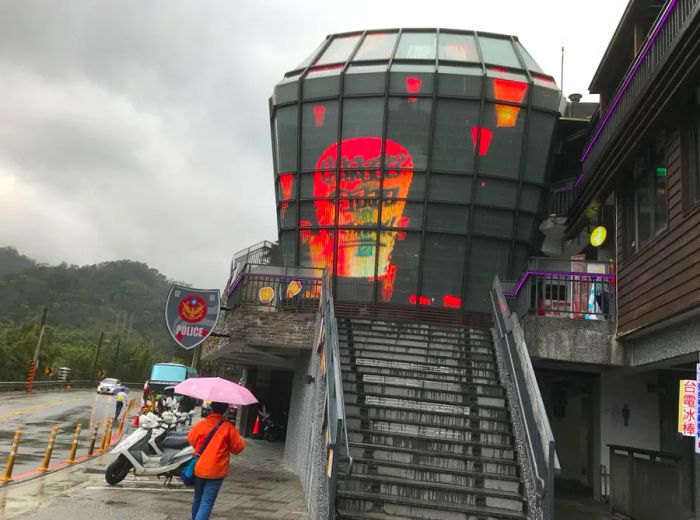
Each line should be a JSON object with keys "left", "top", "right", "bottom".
{"left": 599, "top": 371, "right": 660, "bottom": 470}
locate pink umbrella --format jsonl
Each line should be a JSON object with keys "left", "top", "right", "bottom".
{"left": 174, "top": 377, "right": 258, "bottom": 405}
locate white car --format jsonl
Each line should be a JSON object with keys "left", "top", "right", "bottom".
{"left": 97, "top": 378, "right": 121, "bottom": 395}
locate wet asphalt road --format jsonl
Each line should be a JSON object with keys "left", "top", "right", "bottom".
{"left": 0, "top": 389, "right": 122, "bottom": 477}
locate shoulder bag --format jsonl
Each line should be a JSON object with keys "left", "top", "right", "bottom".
{"left": 180, "top": 417, "right": 226, "bottom": 486}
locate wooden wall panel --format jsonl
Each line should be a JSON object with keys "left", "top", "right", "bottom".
{"left": 617, "top": 127, "right": 700, "bottom": 336}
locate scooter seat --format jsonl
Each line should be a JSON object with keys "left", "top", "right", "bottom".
{"left": 161, "top": 436, "right": 190, "bottom": 449}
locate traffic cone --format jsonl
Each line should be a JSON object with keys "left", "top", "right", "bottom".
{"left": 252, "top": 415, "right": 261, "bottom": 436}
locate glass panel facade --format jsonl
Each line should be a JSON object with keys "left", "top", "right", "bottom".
{"left": 272, "top": 30, "right": 559, "bottom": 311}
{"left": 516, "top": 41, "right": 544, "bottom": 72}
{"left": 354, "top": 33, "right": 398, "bottom": 61}
{"left": 478, "top": 36, "right": 520, "bottom": 68}
{"left": 438, "top": 33, "right": 479, "bottom": 62}
{"left": 395, "top": 32, "right": 437, "bottom": 60}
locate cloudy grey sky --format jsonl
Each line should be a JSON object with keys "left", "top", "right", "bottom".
{"left": 0, "top": 0, "right": 628, "bottom": 288}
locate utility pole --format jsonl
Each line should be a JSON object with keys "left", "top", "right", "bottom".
{"left": 92, "top": 331, "right": 105, "bottom": 383}
{"left": 560, "top": 43, "right": 565, "bottom": 95}
{"left": 112, "top": 338, "right": 121, "bottom": 377}
{"left": 26, "top": 307, "right": 48, "bottom": 393}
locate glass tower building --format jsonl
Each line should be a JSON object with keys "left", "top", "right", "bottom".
{"left": 270, "top": 29, "right": 561, "bottom": 311}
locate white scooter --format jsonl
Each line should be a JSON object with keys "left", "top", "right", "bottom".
{"left": 105, "top": 410, "right": 195, "bottom": 485}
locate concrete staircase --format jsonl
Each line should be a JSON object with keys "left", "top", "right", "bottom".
{"left": 335, "top": 318, "right": 526, "bottom": 520}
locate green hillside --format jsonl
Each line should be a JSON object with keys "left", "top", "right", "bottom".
{"left": 0, "top": 248, "right": 190, "bottom": 382}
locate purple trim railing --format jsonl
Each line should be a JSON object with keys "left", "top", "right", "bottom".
{"left": 578, "top": 0, "right": 696, "bottom": 187}
{"left": 505, "top": 270, "right": 616, "bottom": 297}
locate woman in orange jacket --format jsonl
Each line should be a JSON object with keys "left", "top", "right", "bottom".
{"left": 187, "top": 401, "right": 245, "bottom": 520}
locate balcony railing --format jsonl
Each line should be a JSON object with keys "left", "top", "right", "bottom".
{"left": 227, "top": 264, "right": 324, "bottom": 313}
{"left": 580, "top": 0, "right": 698, "bottom": 179}
{"left": 505, "top": 257, "right": 616, "bottom": 321}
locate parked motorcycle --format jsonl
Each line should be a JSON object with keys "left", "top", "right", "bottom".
{"left": 261, "top": 415, "right": 286, "bottom": 442}
{"left": 105, "top": 410, "right": 194, "bottom": 485}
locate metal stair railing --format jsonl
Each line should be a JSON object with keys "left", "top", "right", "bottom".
{"left": 319, "top": 268, "right": 353, "bottom": 520}
{"left": 490, "top": 275, "right": 559, "bottom": 520}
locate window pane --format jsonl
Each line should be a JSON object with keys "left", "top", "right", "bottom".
{"left": 478, "top": 103, "right": 525, "bottom": 179}
{"left": 303, "top": 75, "right": 340, "bottom": 99}
{"left": 299, "top": 229, "right": 334, "bottom": 270}
{"left": 316, "top": 35, "right": 361, "bottom": 65}
{"left": 432, "top": 99, "right": 480, "bottom": 171}
{"left": 301, "top": 172, "right": 336, "bottom": 199}
{"left": 430, "top": 174, "right": 472, "bottom": 203}
{"left": 354, "top": 33, "right": 398, "bottom": 61}
{"left": 422, "top": 234, "right": 467, "bottom": 309}
{"left": 386, "top": 97, "right": 432, "bottom": 169}
{"left": 478, "top": 36, "right": 520, "bottom": 68}
{"left": 382, "top": 200, "right": 423, "bottom": 229}
{"left": 389, "top": 68, "right": 434, "bottom": 96}
{"left": 279, "top": 202, "right": 296, "bottom": 229}
{"left": 520, "top": 185, "right": 541, "bottom": 213}
{"left": 395, "top": 32, "right": 437, "bottom": 60}
{"left": 379, "top": 231, "right": 419, "bottom": 304}
{"left": 437, "top": 67, "right": 483, "bottom": 97}
{"left": 280, "top": 230, "right": 296, "bottom": 266}
{"left": 301, "top": 101, "right": 339, "bottom": 170}
{"left": 342, "top": 98, "right": 384, "bottom": 139}
{"left": 277, "top": 173, "right": 295, "bottom": 201}
{"left": 516, "top": 214, "right": 536, "bottom": 241}
{"left": 399, "top": 171, "right": 426, "bottom": 200}
{"left": 512, "top": 244, "right": 529, "bottom": 278}
{"left": 637, "top": 172, "right": 652, "bottom": 249}
{"left": 338, "top": 199, "right": 378, "bottom": 227}
{"left": 524, "top": 111, "right": 556, "bottom": 183}
{"left": 345, "top": 64, "right": 387, "bottom": 95}
{"left": 532, "top": 76, "right": 560, "bottom": 111}
{"left": 336, "top": 229, "right": 376, "bottom": 301}
{"left": 487, "top": 68, "right": 529, "bottom": 103}
{"left": 274, "top": 106, "right": 298, "bottom": 173}
{"left": 475, "top": 178, "right": 517, "bottom": 208}
{"left": 426, "top": 204, "right": 469, "bottom": 233}
{"left": 296, "top": 41, "right": 325, "bottom": 70}
{"left": 466, "top": 238, "right": 510, "bottom": 310}
{"left": 438, "top": 33, "right": 479, "bottom": 62}
{"left": 473, "top": 208, "right": 513, "bottom": 238}
{"left": 515, "top": 41, "right": 544, "bottom": 73}
{"left": 695, "top": 119, "right": 700, "bottom": 201}
{"left": 650, "top": 134, "right": 668, "bottom": 236}
{"left": 274, "top": 79, "right": 298, "bottom": 104}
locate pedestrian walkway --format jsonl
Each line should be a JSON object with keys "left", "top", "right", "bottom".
{"left": 0, "top": 439, "right": 309, "bottom": 520}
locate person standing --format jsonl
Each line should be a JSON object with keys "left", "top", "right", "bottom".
{"left": 114, "top": 389, "right": 127, "bottom": 421}
{"left": 187, "top": 401, "right": 245, "bottom": 520}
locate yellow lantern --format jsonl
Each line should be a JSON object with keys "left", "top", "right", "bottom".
{"left": 590, "top": 226, "right": 607, "bottom": 247}
{"left": 258, "top": 286, "right": 275, "bottom": 304}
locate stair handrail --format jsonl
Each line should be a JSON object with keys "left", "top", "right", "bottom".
{"left": 490, "top": 275, "right": 559, "bottom": 520}
{"left": 321, "top": 268, "right": 353, "bottom": 519}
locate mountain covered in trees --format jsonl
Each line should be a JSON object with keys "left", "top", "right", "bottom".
{"left": 0, "top": 247, "right": 190, "bottom": 382}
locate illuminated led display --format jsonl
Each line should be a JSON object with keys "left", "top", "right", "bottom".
{"left": 492, "top": 69, "right": 528, "bottom": 127}
{"left": 313, "top": 105, "right": 326, "bottom": 128}
{"left": 272, "top": 31, "right": 560, "bottom": 311}
{"left": 471, "top": 126, "right": 493, "bottom": 156}
{"left": 300, "top": 137, "right": 414, "bottom": 300}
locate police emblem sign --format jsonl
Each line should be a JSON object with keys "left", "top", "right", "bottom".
{"left": 165, "top": 285, "right": 221, "bottom": 350}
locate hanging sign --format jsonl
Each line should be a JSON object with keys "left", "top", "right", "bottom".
{"left": 165, "top": 285, "right": 221, "bottom": 350}
{"left": 696, "top": 363, "right": 700, "bottom": 453}
{"left": 286, "top": 280, "right": 303, "bottom": 299}
{"left": 678, "top": 379, "right": 697, "bottom": 437}
{"left": 259, "top": 286, "right": 275, "bottom": 305}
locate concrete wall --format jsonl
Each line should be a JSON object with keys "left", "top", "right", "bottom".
{"left": 622, "top": 312, "right": 700, "bottom": 367}
{"left": 599, "top": 371, "right": 660, "bottom": 471}
{"left": 521, "top": 315, "right": 622, "bottom": 366}
{"left": 284, "top": 350, "right": 329, "bottom": 520}
{"left": 203, "top": 305, "right": 317, "bottom": 360}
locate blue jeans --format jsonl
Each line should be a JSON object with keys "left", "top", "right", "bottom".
{"left": 192, "top": 477, "right": 224, "bottom": 520}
